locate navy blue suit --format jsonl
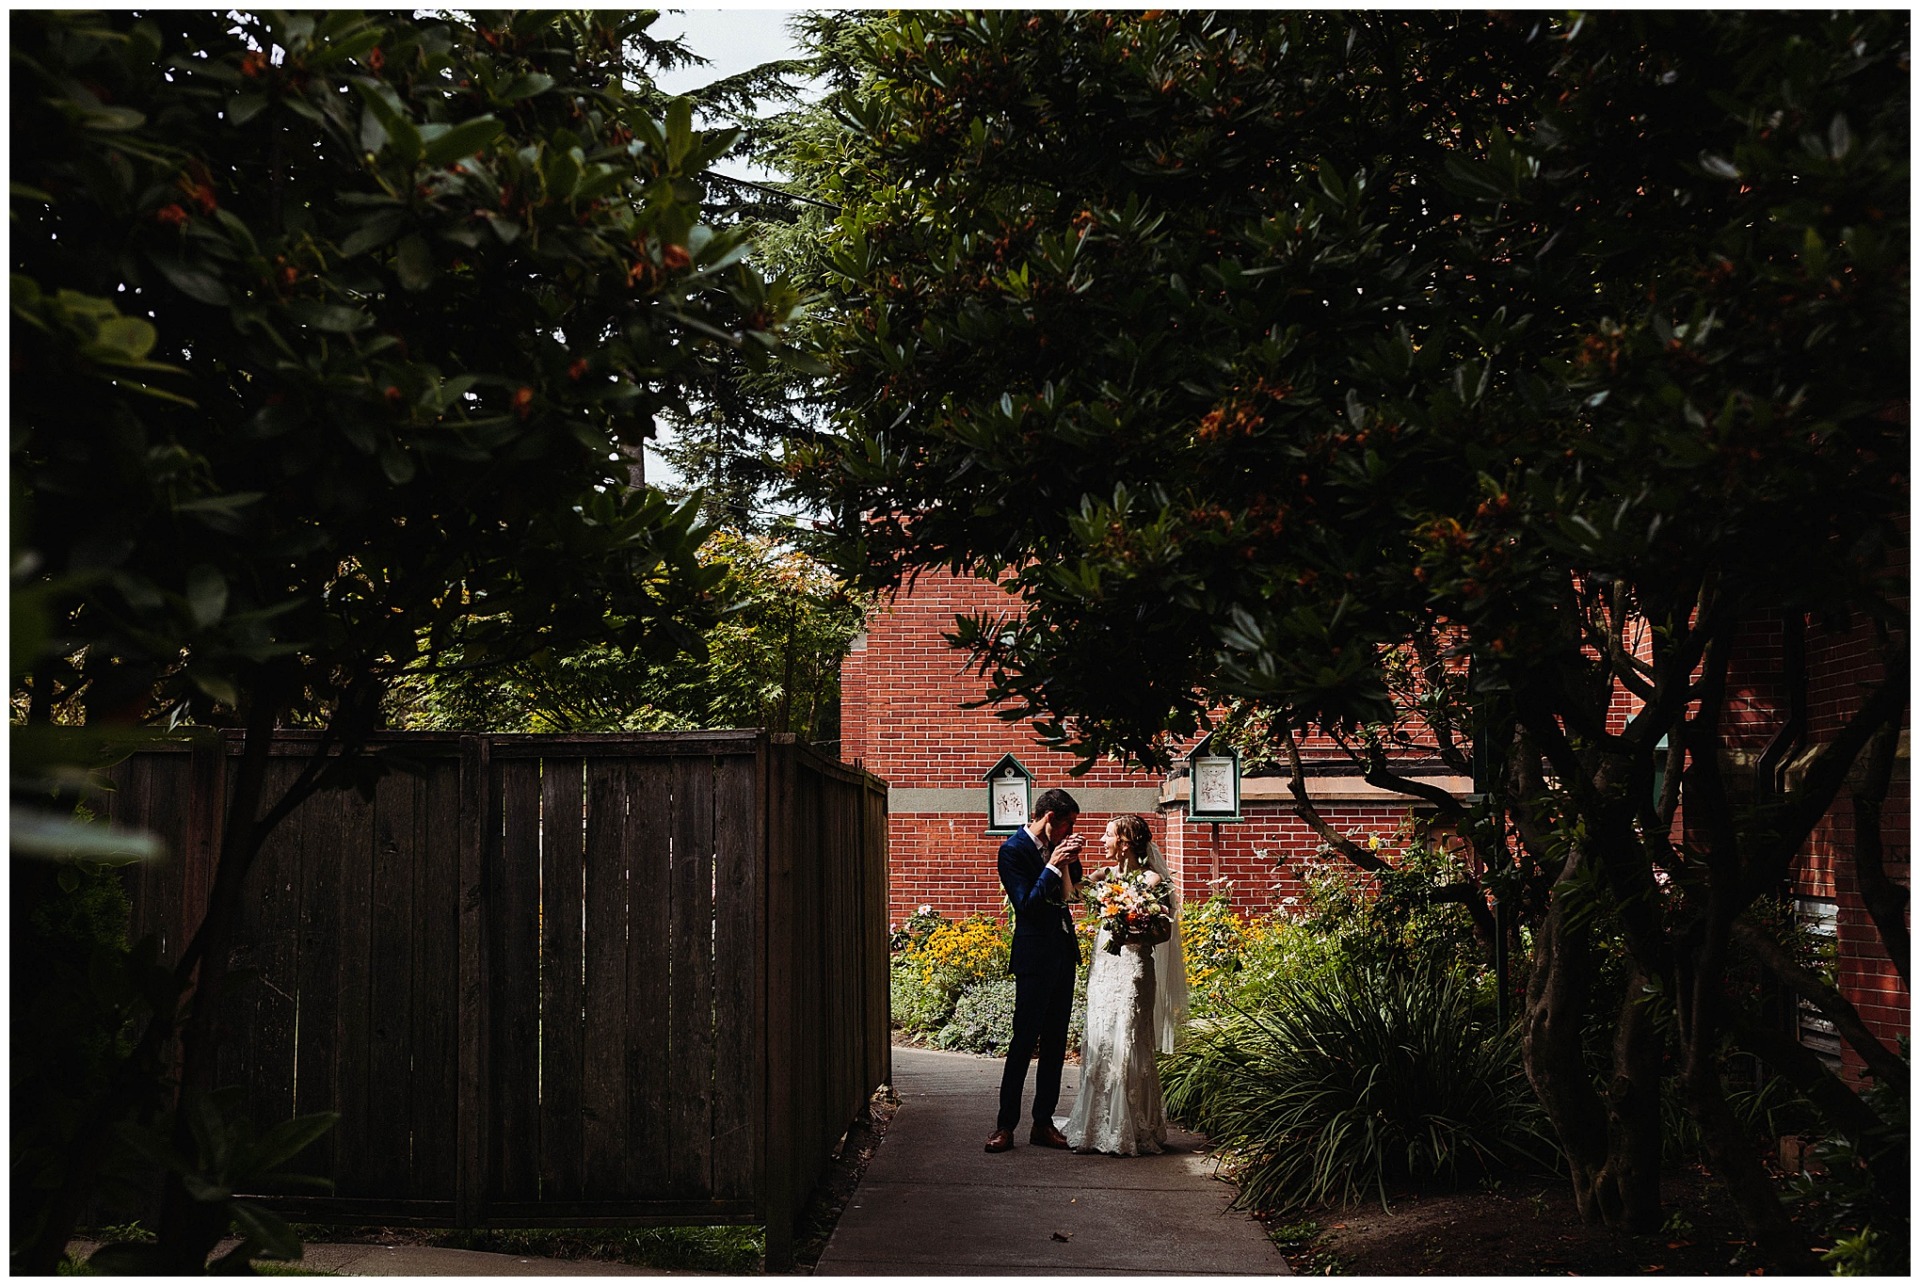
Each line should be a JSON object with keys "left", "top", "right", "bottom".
{"left": 995, "top": 827, "right": 1083, "bottom": 1132}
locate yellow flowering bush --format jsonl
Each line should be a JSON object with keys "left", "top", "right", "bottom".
{"left": 915, "top": 915, "right": 1011, "bottom": 986}
{"left": 891, "top": 911, "right": 1013, "bottom": 1041}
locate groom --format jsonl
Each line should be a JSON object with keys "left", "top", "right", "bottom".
{"left": 986, "top": 787, "right": 1086, "bottom": 1153}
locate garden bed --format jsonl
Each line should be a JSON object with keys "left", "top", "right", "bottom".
{"left": 1268, "top": 1168, "right": 1812, "bottom": 1276}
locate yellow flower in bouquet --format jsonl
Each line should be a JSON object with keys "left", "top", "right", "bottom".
{"left": 1082, "top": 866, "right": 1174, "bottom": 955}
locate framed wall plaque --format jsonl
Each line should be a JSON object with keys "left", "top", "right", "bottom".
{"left": 984, "top": 754, "right": 1033, "bottom": 834}
{"left": 1185, "top": 734, "right": 1242, "bottom": 822}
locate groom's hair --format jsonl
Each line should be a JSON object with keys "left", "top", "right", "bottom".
{"left": 1031, "top": 787, "right": 1080, "bottom": 822}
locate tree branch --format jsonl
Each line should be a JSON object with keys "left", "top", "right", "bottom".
{"left": 1731, "top": 919, "right": 1908, "bottom": 1091}
{"left": 1848, "top": 715, "right": 1909, "bottom": 986}
{"left": 1754, "top": 641, "right": 1909, "bottom": 880}
{"left": 1279, "top": 721, "right": 1387, "bottom": 873}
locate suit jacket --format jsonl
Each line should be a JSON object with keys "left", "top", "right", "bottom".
{"left": 998, "top": 827, "right": 1083, "bottom": 976}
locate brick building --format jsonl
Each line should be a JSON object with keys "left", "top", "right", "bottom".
{"left": 838, "top": 569, "right": 1470, "bottom": 925}
{"left": 840, "top": 565, "right": 1908, "bottom": 1076}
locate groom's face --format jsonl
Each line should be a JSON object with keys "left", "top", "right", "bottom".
{"left": 1038, "top": 809, "right": 1078, "bottom": 848}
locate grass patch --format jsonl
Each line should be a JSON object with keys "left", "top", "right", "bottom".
{"left": 450, "top": 1225, "right": 765, "bottom": 1273}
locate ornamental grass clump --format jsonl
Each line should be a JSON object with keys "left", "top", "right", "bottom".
{"left": 1162, "top": 966, "right": 1558, "bottom": 1214}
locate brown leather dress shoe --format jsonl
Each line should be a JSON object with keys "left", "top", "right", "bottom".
{"left": 1030, "top": 1121, "right": 1070, "bottom": 1149}
{"left": 984, "top": 1128, "right": 1014, "bottom": 1153}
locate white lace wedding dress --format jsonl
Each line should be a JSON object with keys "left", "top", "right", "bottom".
{"left": 1064, "top": 845, "right": 1189, "bottom": 1156}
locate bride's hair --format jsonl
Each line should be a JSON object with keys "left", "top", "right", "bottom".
{"left": 1113, "top": 813, "right": 1152, "bottom": 863}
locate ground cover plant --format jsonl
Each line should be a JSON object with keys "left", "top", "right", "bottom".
{"left": 888, "top": 905, "right": 1089, "bottom": 1054}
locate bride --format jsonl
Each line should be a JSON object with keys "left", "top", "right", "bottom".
{"left": 1065, "top": 813, "right": 1189, "bottom": 1155}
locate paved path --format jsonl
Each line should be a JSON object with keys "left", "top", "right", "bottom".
{"left": 817, "top": 1044, "right": 1289, "bottom": 1276}
{"left": 62, "top": 1238, "right": 677, "bottom": 1276}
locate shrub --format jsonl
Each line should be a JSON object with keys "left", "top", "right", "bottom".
{"left": 917, "top": 915, "right": 1011, "bottom": 984}
{"left": 1162, "top": 965, "right": 1558, "bottom": 1214}
{"left": 889, "top": 904, "right": 946, "bottom": 954}
{"left": 1789, "top": 1056, "right": 1909, "bottom": 1278}
{"left": 935, "top": 976, "right": 1017, "bottom": 1053}
{"left": 890, "top": 961, "right": 955, "bottom": 1035}
{"left": 1295, "top": 838, "right": 1486, "bottom": 981}
{"left": 890, "top": 911, "right": 1013, "bottom": 1038}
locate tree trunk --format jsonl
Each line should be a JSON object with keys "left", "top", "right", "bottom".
{"left": 1674, "top": 904, "right": 1820, "bottom": 1272}
{"left": 1522, "top": 869, "right": 1664, "bottom": 1231}
{"left": 153, "top": 696, "right": 282, "bottom": 1272}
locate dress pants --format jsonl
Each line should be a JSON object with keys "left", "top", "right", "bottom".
{"left": 997, "top": 954, "right": 1077, "bottom": 1131}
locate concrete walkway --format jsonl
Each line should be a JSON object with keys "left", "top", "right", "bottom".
{"left": 817, "top": 1044, "right": 1289, "bottom": 1276}
{"left": 61, "top": 1238, "right": 677, "bottom": 1276}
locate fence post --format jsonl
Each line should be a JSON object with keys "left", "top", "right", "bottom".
{"left": 456, "top": 735, "right": 492, "bottom": 1229}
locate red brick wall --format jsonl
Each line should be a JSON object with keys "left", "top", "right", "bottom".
{"left": 847, "top": 569, "right": 1444, "bottom": 931}
{"left": 1714, "top": 526, "right": 1909, "bottom": 1080}
{"left": 1161, "top": 802, "right": 1420, "bottom": 912}
{"left": 1787, "top": 572, "right": 1910, "bottom": 1079}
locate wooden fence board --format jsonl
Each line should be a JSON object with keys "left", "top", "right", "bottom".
{"left": 291, "top": 784, "right": 344, "bottom": 1177}
{"left": 491, "top": 758, "right": 542, "bottom": 1202}
{"left": 539, "top": 757, "right": 587, "bottom": 1203}
{"left": 624, "top": 758, "right": 673, "bottom": 1197}
{"left": 365, "top": 768, "right": 419, "bottom": 1193}
{"left": 456, "top": 737, "right": 491, "bottom": 1227}
{"left": 711, "top": 752, "right": 759, "bottom": 1201}
{"left": 581, "top": 759, "right": 630, "bottom": 1195}
{"left": 239, "top": 755, "right": 304, "bottom": 1139}
{"left": 331, "top": 784, "right": 376, "bottom": 1196}
{"left": 666, "top": 755, "right": 716, "bottom": 1197}
{"left": 412, "top": 759, "right": 461, "bottom": 1194}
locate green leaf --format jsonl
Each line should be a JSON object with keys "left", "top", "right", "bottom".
{"left": 186, "top": 564, "right": 228, "bottom": 627}
{"left": 230, "top": 1201, "right": 304, "bottom": 1261}
{"left": 252, "top": 1112, "right": 339, "bottom": 1171}
{"left": 379, "top": 442, "right": 416, "bottom": 484}
{"left": 285, "top": 299, "right": 374, "bottom": 333}
{"left": 228, "top": 93, "right": 269, "bottom": 126}
{"left": 149, "top": 255, "right": 232, "bottom": 306}
{"left": 183, "top": 1173, "right": 233, "bottom": 1203}
{"left": 340, "top": 208, "right": 409, "bottom": 257}
{"left": 113, "top": 1121, "right": 190, "bottom": 1175}
{"left": 420, "top": 115, "right": 503, "bottom": 166}
{"left": 92, "top": 316, "right": 159, "bottom": 361}
{"left": 8, "top": 810, "right": 164, "bottom": 863}
{"left": 394, "top": 234, "right": 435, "bottom": 290}
{"left": 189, "top": 671, "right": 240, "bottom": 707}
{"left": 666, "top": 97, "right": 694, "bottom": 168}
{"left": 80, "top": 104, "right": 147, "bottom": 132}
{"left": 352, "top": 80, "right": 421, "bottom": 165}
{"left": 175, "top": 491, "right": 266, "bottom": 517}
{"left": 501, "top": 72, "right": 555, "bottom": 102}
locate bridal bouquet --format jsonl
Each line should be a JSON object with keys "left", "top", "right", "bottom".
{"left": 1084, "top": 867, "right": 1174, "bottom": 955}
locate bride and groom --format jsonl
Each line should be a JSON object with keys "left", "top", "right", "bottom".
{"left": 985, "top": 788, "right": 1188, "bottom": 1157}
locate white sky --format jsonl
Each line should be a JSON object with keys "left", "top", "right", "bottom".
{"left": 641, "top": 8, "right": 810, "bottom": 494}
{"left": 650, "top": 7, "right": 806, "bottom": 98}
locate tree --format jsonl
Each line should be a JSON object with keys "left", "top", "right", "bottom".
{"left": 789, "top": 10, "right": 1907, "bottom": 1266}
{"left": 386, "top": 527, "right": 863, "bottom": 744}
{"left": 11, "top": 9, "right": 794, "bottom": 1271}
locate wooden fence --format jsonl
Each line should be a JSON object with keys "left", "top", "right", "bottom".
{"left": 104, "top": 730, "right": 890, "bottom": 1268}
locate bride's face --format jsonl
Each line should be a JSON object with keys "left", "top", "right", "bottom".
{"left": 1102, "top": 821, "right": 1123, "bottom": 863}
